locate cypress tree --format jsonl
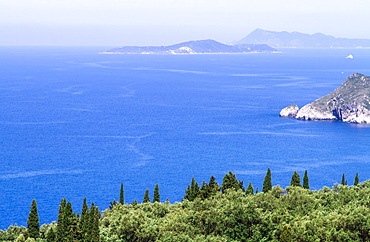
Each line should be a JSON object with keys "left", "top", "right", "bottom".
{"left": 303, "top": 170, "right": 309, "bottom": 189}
{"left": 64, "top": 201, "right": 74, "bottom": 242}
{"left": 46, "top": 227, "right": 56, "bottom": 242}
{"left": 184, "top": 185, "right": 192, "bottom": 200}
{"left": 56, "top": 198, "right": 67, "bottom": 241}
{"left": 68, "top": 212, "right": 79, "bottom": 242}
{"left": 119, "top": 183, "right": 124, "bottom": 205}
{"left": 143, "top": 189, "right": 150, "bottom": 203}
{"left": 246, "top": 182, "right": 254, "bottom": 195}
{"left": 208, "top": 176, "right": 220, "bottom": 195}
{"left": 81, "top": 197, "right": 88, "bottom": 221}
{"left": 341, "top": 173, "right": 347, "bottom": 185}
{"left": 255, "top": 188, "right": 259, "bottom": 194}
{"left": 194, "top": 178, "right": 200, "bottom": 196}
{"left": 354, "top": 173, "right": 359, "bottom": 186}
{"left": 262, "top": 168, "right": 272, "bottom": 193}
{"left": 198, "top": 175, "right": 220, "bottom": 200}
{"left": 79, "top": 197, "right": 89, "bottom": 241}
{"left": 153, "top": 184, "right": 160, "bottom": 203}
{"left": 198, "top": 176, "right": 221, "bottom": 200}
{"left": 90, "top": 203, "right": 100, "bottom": 242}
{"left": 290, "top": 171, "right": 301, "bottom": 187}
{"left": 221, "top": 171, "right": 244, "bottom": 193}
{"left": 27, "top": 199, "right": 40, "bottom": 239}
{"left": 184, "top": 177, "right": 199, "bottom": 201}
{"left": 56, "top": 198, "right": 75, "bottom": 241}
{"left": 199, "top": 181, "right": 209, "bottom": 200}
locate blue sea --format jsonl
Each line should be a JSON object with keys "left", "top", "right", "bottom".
{"left": 1, "top": 47, "right": 370, "bottom": 228}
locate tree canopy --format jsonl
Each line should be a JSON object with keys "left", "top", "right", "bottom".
{"left": 2, "top": 170, "right": 370, "bottom": 242}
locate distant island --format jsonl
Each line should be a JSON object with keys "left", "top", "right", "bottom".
{"left": 102, "top": 29, "right": 370, "bottom": 53}
{"left": 280, "top": 73, "right": 370, "bottom": 124}
{"left": 238, "top": 29, "right": 370, "bottom": 49}
{"left": 101, "top": 39, "right": 276, "bottom": 55}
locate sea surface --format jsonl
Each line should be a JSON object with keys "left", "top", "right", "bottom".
{"left": 1, "top": 47, "right": 370, "bottom": 228}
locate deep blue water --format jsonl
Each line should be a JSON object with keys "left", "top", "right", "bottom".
{"left": 1, "top": 47, "right": 370, "bottom": 228}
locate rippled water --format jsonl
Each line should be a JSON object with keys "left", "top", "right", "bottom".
{"left": 1, "top": 47, "right": 370, "bottom": 228}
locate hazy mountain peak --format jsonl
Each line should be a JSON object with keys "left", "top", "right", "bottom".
{"left": 238, "top": 29, "right": 370, "bottom": 48}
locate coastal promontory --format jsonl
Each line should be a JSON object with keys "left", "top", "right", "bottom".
{"left": 280, "top": 73, "right": 370, "bottom": 124}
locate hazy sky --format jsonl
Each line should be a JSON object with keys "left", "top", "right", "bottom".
{"left": 1, "top": 0, "right": 370, "bottom": 46}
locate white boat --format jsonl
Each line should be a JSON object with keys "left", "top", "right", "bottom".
{"left": 346, "top": 54, "right": 354, "bottom": 59}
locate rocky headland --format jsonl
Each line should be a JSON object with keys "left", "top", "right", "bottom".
{"left": 280, "top": 73, "right": 370, "bottom": 124}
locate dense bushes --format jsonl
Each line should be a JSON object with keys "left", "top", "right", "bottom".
{"left": 101, "top": 190, "right": 262, "bottom": 241}
{"left": 99, "top": 180, "right": 370, "bottom": 241}
{"left": 99, "top": 181, "right": 370, "bottom": 241}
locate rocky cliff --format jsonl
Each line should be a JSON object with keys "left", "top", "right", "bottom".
{"left": 281, "top": 74, "right": 370, "bottom": 124}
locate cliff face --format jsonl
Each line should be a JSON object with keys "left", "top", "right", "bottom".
{"left": 282, "top": 74, "right": 370, "bottom": 124}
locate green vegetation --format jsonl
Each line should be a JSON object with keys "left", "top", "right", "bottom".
{"left": 143, "top": 189, "right": 150, "bottom": 203}
{"left": 221, "top": 171, "right": 244, "bottom": 193}
{"left": 246, "top": 182, "right": 254, "bottom": 195}
{"left": 79, "top": 198, "right": 89, "bottom": 240}
{"left": 119, "top": 183, "right": 124, "bottom": 205}
{"left": 290, "top": 171, "right": 301, "bottom": 187}
{"left": 354, "top": 172, "right": 359, "bottom": 186}
{"left": 303, "top": 170, "right": 309, "bottom": 189}
{"left": 184, "top": 177, "right": 199, "bottom": 201}
{"left": 27, "top": 199, "right": 40, "bottom": 239}
{"left": 262, "top": 168, "right": 272, "bottom": 193}
{"left": 342, "top": 173, "right": 348, "bottom": 185}
{"left": 1, "top": 170, "right": 370, "bottom": 241}
{"left": 153, "top": 184, "right": 160, "bottom": 203}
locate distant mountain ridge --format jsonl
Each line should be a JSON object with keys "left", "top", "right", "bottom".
{"left": 238, "top": 29, "right": 370, "bottom": 48}
{"left": 102, "top": 39, "right": 276, "bottom": 54}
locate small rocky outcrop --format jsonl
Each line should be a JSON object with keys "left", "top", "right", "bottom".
{"left": 279, "top": 104, "right": 299, "bottom": 118}
{"left": 281, "top": 73, "right": 370, "bottom": 124}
